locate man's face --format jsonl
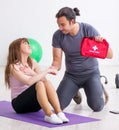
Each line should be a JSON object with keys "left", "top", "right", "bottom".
{"left": 57, "top": 16, "right": 74, "bottom": 34}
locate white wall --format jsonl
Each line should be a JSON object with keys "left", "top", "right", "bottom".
{"left": 0, "top": 0, "right": 118, "bottom": 66}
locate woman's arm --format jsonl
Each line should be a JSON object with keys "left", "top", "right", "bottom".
{"left": 10, "top": 64, "right": 57, "bottom": 86}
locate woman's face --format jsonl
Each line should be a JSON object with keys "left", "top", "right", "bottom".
{"left": 20, "top": 41, "right": 32, "bottom": 55}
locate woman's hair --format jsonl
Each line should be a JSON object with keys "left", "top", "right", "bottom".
{"left": 5, "top": 38, "right": 32, "bottom": 88}
{"left": 56, "top": 7, "right": 80, "bottom": 22}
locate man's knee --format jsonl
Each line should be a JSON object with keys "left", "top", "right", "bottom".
{"left": 89, "top": 102, "right": 104, "bottom": 112}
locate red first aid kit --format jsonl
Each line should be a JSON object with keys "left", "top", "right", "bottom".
{"left": 80, "top": 37, "right": 109, "bottom": 59}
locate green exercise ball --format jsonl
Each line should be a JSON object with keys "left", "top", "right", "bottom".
{"left": 28, "top": 38, "right": 43, "bottom": 62}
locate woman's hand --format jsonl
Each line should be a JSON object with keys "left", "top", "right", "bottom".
{"left": 19, "top": 66, "right": 36, "bottom": 76}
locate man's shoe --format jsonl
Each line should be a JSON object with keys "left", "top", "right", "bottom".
{"left": 73, "top": 91, "right": 82, "bottom": 104}
{"left": 100, "top": 75, "right": 109, "bottom": 105}
{"left": 102, "top": 85, "right": 109, "bottom": 105}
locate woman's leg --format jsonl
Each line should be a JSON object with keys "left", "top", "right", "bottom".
{"left": 35, "top": 81, "right": 54, "bottom": 116}
{"left": 43, "top": 80, "right": 69, "bottom": 122}
{"left": 43, "top": 80, "right": 62, "bottom": 113}
{"left": 35, "top": 80, "right": 69, "bottom": 124}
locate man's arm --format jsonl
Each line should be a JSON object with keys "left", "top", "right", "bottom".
{"left": 95, "top": 36, "right": 113, "bottom": 59}
{"left": 106, "top": 47, "right": 113, "bottom": 59}
{"left": 51, "top": 47, "right": 63, "bottom": 71}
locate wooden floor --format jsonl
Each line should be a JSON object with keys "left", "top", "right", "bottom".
{"left": 0, "top": 65, "right": 119, "bottom": 130}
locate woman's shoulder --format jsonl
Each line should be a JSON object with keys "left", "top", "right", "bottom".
{"left": 9, "top": 63, "right": 21, "bottom": 76}
{"left": 10, "top": 63, "right": 20, "bottom": 70}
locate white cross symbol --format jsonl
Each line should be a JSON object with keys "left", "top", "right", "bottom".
{"left": 92, "top": 45, "right": 98, "bottom": 51}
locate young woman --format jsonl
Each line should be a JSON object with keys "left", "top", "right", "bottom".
{"left": 5, "top": 38, "right": 69, "bottom": 124}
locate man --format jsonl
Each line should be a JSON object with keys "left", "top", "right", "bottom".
{"left": 51, "top": 7, "right": 113, "bottom": 111}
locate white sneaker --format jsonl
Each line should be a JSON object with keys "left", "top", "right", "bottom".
{"left": 57, "top": 112, "right": 69, "bottom": 123}
{"left": 44, "top": 114, "right": 63, "bottom": 124}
